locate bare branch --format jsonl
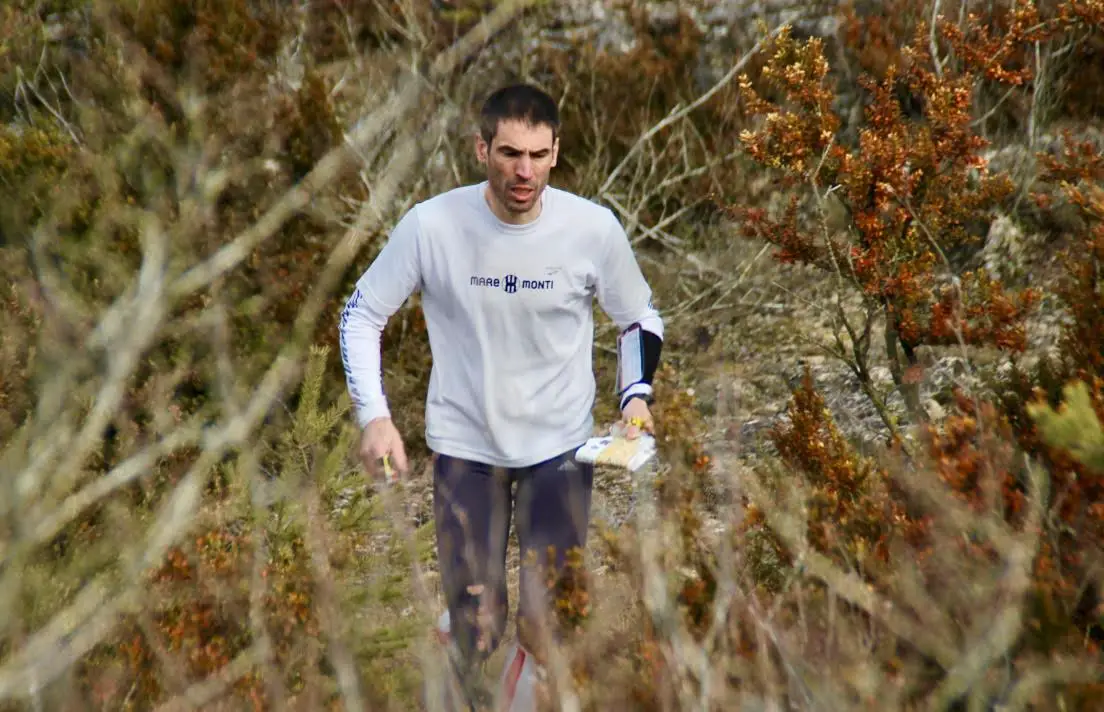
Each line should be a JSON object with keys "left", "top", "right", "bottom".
{"left": 1002, "top": 658, "right": 1104, "bottom": 711}
{"left": 931, "top": 0, "right": 945, "bottom": 79}
{"left": 0, "top": 3, "right": 539, "bottom": 701}
{"left": 0, "top": 461, "right": 207, "bottom": 699}
{"left": 20, "top": 420, "right": 204, "bottom": 554}
{"left": 598, "top": 24, "right": 790, "bottom": 198}
{"left": 4, "top": 211, "right": 171, "bottom": 570}
{"left": 303, "top": 483, "right": 365, "bottom": 711}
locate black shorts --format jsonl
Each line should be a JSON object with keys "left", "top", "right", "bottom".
{"left": 432, "top": 446, "right": 594, "bottom": 665}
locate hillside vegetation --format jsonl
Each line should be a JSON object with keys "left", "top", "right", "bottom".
{"left": 1, "top": 0, "right": 1102, "bottom": 709}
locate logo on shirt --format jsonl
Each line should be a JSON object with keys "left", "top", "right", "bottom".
{"left": 469, "top": 274, "right": 555, "bottom": 293}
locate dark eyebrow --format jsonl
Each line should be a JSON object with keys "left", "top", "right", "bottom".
{"left": 496, "top": 145, "right": 552, "bottom": 155}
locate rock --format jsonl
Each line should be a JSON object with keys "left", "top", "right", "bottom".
{"left": 924, "top": 398, "right": 946, "bottom": 422}
{"left": 983, "top": 213, "right": 1035, "bottom": 282}
{"left": 921, "top": 355, "right": 981, "bottom": 400}
{"left": 542, "top": 0, "right": 847, "bottom": 82}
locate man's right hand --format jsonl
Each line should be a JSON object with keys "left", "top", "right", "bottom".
{"left": 359, "top": 417, "right": 409, "bottom": 480}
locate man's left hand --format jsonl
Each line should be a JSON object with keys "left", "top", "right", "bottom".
{"left": 619, "top": 397, "right": 654, "bottom": 439}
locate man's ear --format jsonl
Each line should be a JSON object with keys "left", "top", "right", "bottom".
{"left": 551, "top": 136, "right": 559, "bottom": 168}
{"left": 474, "top": 132, "right": 488, "bottom": 165}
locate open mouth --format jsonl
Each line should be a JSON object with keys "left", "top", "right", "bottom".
{"left": 509, "top": 185, "right": 534, "bottom": 201}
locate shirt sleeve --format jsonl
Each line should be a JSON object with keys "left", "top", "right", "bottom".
{"left": 594, "top": 210, "right": 664, "bottom": 338}
{"left": 339, "top": 207, "right": 423, "bottom": 428}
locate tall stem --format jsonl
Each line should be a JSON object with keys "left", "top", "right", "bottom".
{"left": 884, "top": 312, "right": 924, "bottom": 425}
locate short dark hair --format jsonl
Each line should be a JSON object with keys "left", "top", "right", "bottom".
{"left": 479, "top": 83, "right": 560, "bottom": 145}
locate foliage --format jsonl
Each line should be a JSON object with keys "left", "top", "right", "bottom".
{"left": 731, "top": 15, "right": 1054, "bottom": 421}
{"left": 720, "top": 8, "right": 1104, "bottom": 693}
{"left": 729, "top": 366, "right": 1101, "bottom": 708}
{"left": 1029, "top": 379, "right": 1104, "bottom": 473}
{"left": 0, "top": 0, "right": 452, "bottom": 706}
{"left": 3, "top": 0, "right": 1104, "bottom": 710}
{"left": 113, "top": 0, "right": 287, "bottom": 94}
{"left": 0, "top": 123, "right": 73, "bottom": 232}
{"left": 764, "top": 367, "right": 918, "bottom": 576}
{"left": 34, "top": 347, "right": 355, "bottom": 709}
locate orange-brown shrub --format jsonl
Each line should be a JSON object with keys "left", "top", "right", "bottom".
{"left": 992, "top": 124, "right": 1104, "bottom": 660}
{"left": 764, "top": 367, "right": 924, "bottom": 576}
{"left": 731, "top": 369, "right": 1099, "bottom": 704}
{"left": 839, "top": 0, "right": 929, "bottom": 80}
{"left": 719, "top": 3, "right": 1103, "bottom": 704}
{"left": 575, "top": 362, "right": 719, "bottom": 708}
{"left": 733, "top": 2, "right": 1100, "bottom": 390}
{"left": 840, "top": 0, "right": 1104, "bottom": 133}
{"left": 113, "top": 0, "right": 287, "bottom": 94}
{"left": 73, "top": 522, "right": 327, "bottom": 710}
{"left": 725, "top": 101, "right": 1104, "bottom": 699}
{"left": 733, "top": 21, "right": 1041, "bottom": 363}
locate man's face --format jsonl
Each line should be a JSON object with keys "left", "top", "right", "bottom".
{"left": 476, "top": 119, "right": 558, "bottom": 222}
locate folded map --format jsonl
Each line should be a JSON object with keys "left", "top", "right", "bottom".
{"left": 575, "top": 432, "right": 657, "bottom": 472}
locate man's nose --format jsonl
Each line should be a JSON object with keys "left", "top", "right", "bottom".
{"left": 515, "top": 156, "right": 534, "bottom": 179}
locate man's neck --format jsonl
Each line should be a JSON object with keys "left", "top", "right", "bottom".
{"left": 484, "top": 184, "right": 542, "bottom": 225}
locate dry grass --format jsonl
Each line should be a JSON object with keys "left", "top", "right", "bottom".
{"left": 1, "top": 1, "right": 1103, "bottom": 710}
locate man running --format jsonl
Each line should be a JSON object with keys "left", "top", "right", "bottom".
{"left": 338, "top": 83, "right": 664, "bottom": 707}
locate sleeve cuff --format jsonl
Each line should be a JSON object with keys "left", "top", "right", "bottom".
{"left": 355, "top": 401, "right": 392, "bottom": 429}
{"left": 619, "top": 383, "right": 654, "bottom": 410}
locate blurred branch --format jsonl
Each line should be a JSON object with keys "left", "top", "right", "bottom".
{"left": 923, "top": 457, "right": 1047, "bottom": 710}
{"left": 0, "top": 461, "right": 207, "bottom": 700}
{"left": 741, "top": 468, "right": 960, "bottom": 670}
{"left": 170, "top": 0, "right": 538, "bottom": 299}
{"left": 0, "top": 1, "right": 536, "bottom": 703}
{"left": 21, "top": 419, "right": 204, "bottom": 553}
{"left": 1002, "top": 658, "right": 1104, "bottom": 711}
{"left": 930, "top": 0, "right": 944, "bottom": 78}
{"left": 11, "top": 213, "right": 169, "bottom": 517}
{"left": 890, "top": 460, "right": 1022, "bottom": 560}
{"left": 152, "top": 644, "right": 266, "bottom": 712}
{"left": 743, "top": 442, "right": 1052, "bottom": 709}
{"left": 244, "top": 447, "right": 289, "bottom": 707}
{"left": 303, "top": 483, "right": 365, "bottom": 711}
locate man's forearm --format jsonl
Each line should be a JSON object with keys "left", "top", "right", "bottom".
{"left": 616, "top": 313, "right": 664, "bottom": 410}
{"left": 339, "top": 288, "right": 391, "bottom": 428}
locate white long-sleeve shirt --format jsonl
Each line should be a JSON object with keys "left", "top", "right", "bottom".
{"left": 339, "top": 181, "right": 663, "bottom": 468}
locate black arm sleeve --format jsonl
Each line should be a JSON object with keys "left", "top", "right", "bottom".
{"left": 617, "top": 321, "right": 663, "bottom": 409}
